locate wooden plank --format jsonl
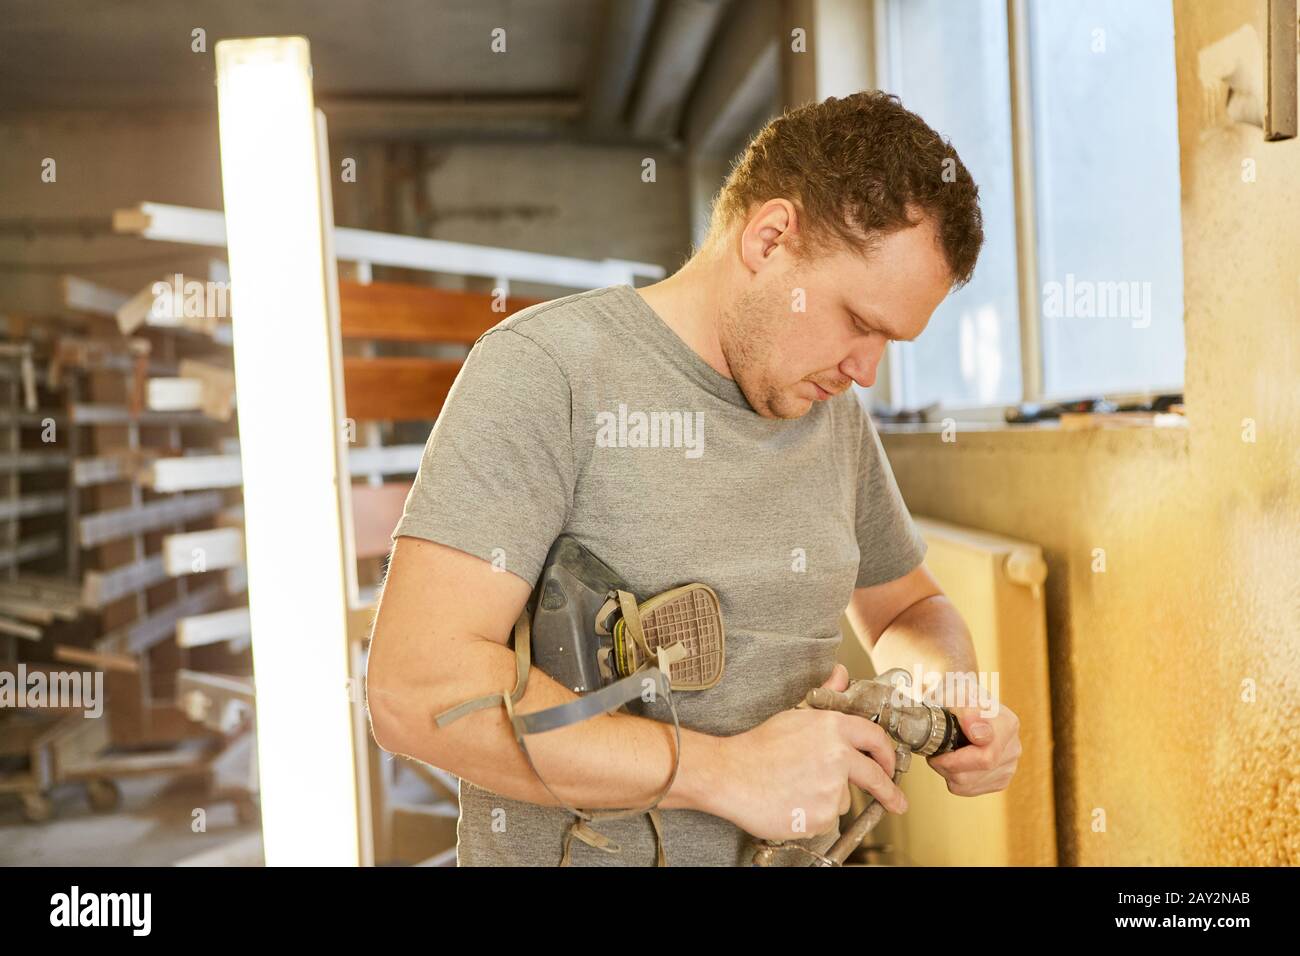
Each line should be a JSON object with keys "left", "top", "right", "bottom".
{"left": 141, "top": 454, "right": 242, "bottom": 491}
{"left": 215, "top": 504, "right": 245, "bottom": 528}
{"left": 0, "top": 408, "right": 65, "bottom": 427}
{"left": 51, "top": 337, "right": 176, "bottom": 380}
{"left": 74, "top": 451, "right": 171, "bottom": 487}
{"left": 117, "top": 276, "right": 232, "bottom": 340}
{"left": 98, "top": 582, "right": 225, "bottom": 654}
{"left": 177, "top": 606, "right": 251, "bottom": 648}
{"left": 0, "top": 598, "right": 57, "bottom": 625}
{"left": 116, "top": 280, "right": 173, "bottom": 334}
{"left": 62, "top": 275, "right": 129, "bottom": 316}
{"left": 73, "top": 454, "right": 131, "bottom": 486}
{"left": 0, "top": 616, "right": 41, "bottom": 640}
{"left": 62, "top": 746, "right": 213, "bottom": 780}
{"left": 176, "top": 669, "right": 256, "bottom": 733}
{"left": 82, "top": 553, "right": 168, "bottom": 608}
{"left": 134, "top": 445, "right": 423, "bottom": 488}
{"left": 0, "top": 450, "right": 69, "bottom": 472}
{"left": 0, "top": 575, "right": 81, "bottom": 604}
{"left": 346, "top": 443, "right": 424, "bottom": 475}
{"left": 9, "top": 573, "right": 82, "bottom": 596}
{"left": 70, "top": 403, "right": 212, "bottom": 427}
{"left": 53, "top": 645, "right": 140, "bottom": 673}
{"left": 163, "top": 528, "right": 244, "bottom": 576}
{"left": 342, "top": 357, "right": 459, "bottom": 421}
{"left": 225, "top": 564, "right": 248, "bottom": 596}
{"left": 0, "top": 713, "right": 58, "bottom": 758}
{"left": 146, "top": 377, "right": 204, "bottom": 412}
{"left": 350, "top": 482, "right": 412, "bottom": 560}
{"left": 338, "top": 279, "right": 532, "bottom": 343}
{"left": 0, "top": 580, "right": 79, "bottom": 625}
{"left": 78, "top": 491, "right": 222, "bottom": 547}
{"left": 176, "top": 359, "right": 236, "bottom": 421}
{"left": 0, "top": 533, "right": 60, "bottom": 569}
{"left": 73, "top": 455, "right": 135, "bottom": 486}
{"left": 116, "top": 281, "right": 159, "bottom": 334}
{"left": 51, "top": 715, "right": 113, "bottom": 778}
{"left": 0, "top": 491, "right": 65, "bottom": 521}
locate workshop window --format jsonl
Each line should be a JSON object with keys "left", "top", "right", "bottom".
{"left": 878, "top": 0, "right": 1185, "bottom": 410}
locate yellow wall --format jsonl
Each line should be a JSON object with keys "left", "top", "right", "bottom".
{"left": 879, "top": 0, "right": 1299, "bottom": 865}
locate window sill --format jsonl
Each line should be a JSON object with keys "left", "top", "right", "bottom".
{"left": 876, "top": 415, "right": 1191, "bottom": 460}
{"left": 875, "top": 414, "right": 1187, "bottom": 435}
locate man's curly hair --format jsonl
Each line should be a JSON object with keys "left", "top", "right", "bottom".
{"left": 705, "top": 90, "right": 984, "bottom": 288}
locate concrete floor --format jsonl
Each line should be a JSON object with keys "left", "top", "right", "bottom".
{"left": 0, "top": 773, "right": 262, "bottom": 866}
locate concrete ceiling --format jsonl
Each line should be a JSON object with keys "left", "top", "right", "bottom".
{"left": 0, "top": 0, "right": 601, "bottom": 107}
{"left": 0, "top": 0, "right": 755, "bottom": 146}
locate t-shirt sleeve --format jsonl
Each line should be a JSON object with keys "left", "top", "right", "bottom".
{"left": 389, "top": 327, "right": 575, "bottom": 587}
{"left": 853, "top": 403, "right": 927, "bottom": 588}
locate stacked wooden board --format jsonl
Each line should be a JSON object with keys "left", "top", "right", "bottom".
{"left": 0, "top": 269, "right": 256, "bottom": 823}
{"left": 3, "top": 269, "right": 538, "bottom": 865}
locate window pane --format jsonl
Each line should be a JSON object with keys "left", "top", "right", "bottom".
{"left": 883, "top": 0, "right": 1022, "bottom": 408}
{"left": 1029, "top": 0, "right": 1185, "bottom": 398}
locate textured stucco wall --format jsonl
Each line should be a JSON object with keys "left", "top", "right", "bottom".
{"left": 881, "top": 0, "right": 1299, "bottom": 865}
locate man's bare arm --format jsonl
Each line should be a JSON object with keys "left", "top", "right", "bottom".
{"left": 845, "top": 562, "right": 978, "bottom": 701}
{"left": 366, "top": 537, "right": 910, "bottom": 842}
{"left": 366, "top": 537, "right": 737, "bottom": 813}
{"left": 845, "top": 561, "right": 1023, "bottom": 797}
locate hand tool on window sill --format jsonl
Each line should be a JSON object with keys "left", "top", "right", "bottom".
{"left": 1005, "top": 392, "right": 1182, "bottom": 424}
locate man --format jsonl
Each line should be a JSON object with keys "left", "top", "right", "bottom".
{"left": 366, "top": 90, "right": 1022, "bottom": 866}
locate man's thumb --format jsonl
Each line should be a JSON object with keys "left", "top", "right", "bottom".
{"left": 820, "top": 663, "right": 850, "bottom": 692}
{"left": 955, "top": 707, "right": 993, "bottom": 743}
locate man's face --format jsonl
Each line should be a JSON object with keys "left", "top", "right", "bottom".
{"left": 719, "top": 217, "right": 954, "bottom": 419}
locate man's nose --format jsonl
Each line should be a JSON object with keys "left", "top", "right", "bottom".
{"left": 841, "top": 338, "right": 887, "bottom": 389}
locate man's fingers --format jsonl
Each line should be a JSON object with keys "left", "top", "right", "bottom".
{"left": 836, "top": 713, "right": 896, "bottom": 778}
{"left": 927, "top": 740, "right": 996, "bottom": 774}
{"left": 818, "top": 663, "right": 850, "bottom": 693}
{"left": 838, "top": 783, "right": 853, "bottom": 817}
{"left": 949, "top": 706, "right": 995, "bottom": 744}
{"left": 846, "top": 749, "right": 908, "bottom": 814}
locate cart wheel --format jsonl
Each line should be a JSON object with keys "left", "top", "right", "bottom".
{"left": 235, "top": 797, "right": 261, "bottom": 826}
{"left": 86, "top": 778, "right": 121, "bottom": 812}
{"left": 22, "top": 792, "right": 54, "bottom": 823}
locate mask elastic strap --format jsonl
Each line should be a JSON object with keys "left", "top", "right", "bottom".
{"left": 434, "top": 602, "right": 686, "bottom": 866}
{"left": 432, "top": 609, "right": 533, "bottom": 729}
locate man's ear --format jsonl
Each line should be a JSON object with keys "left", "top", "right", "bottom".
{"left": 740, "top": 199, "right": 798, "bottom": 273}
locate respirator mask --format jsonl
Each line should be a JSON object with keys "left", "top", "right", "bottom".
{"left": 432, "top": 535, "right": 726, "bottom": 865}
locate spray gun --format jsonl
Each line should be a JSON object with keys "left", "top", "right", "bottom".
{"left": 752, "top": 667, "right": 970, "bottom": 867}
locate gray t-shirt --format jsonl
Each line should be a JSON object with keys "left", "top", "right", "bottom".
{"left": 390, "top": 283, "right": 927, "bottom": 866}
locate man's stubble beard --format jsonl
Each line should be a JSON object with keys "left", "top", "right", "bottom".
{"left": 719, "top": 287, "right": 808, "bottom": 420}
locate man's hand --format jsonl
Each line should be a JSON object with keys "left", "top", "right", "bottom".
{"left": 925, "top": 701, "right": 1022, "bottom": 797}
{"left": 819, "top": 663, "right": 859, "bottom": 819}
{"left": 713, "top": 662, "right": 908, "bottom": 843}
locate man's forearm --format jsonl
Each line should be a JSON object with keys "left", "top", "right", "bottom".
{"left": 867, "top": 594, "right": 980, "bottom": 706}
{"left": 368, "top": 636, "right": 727, "bottom": 817}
